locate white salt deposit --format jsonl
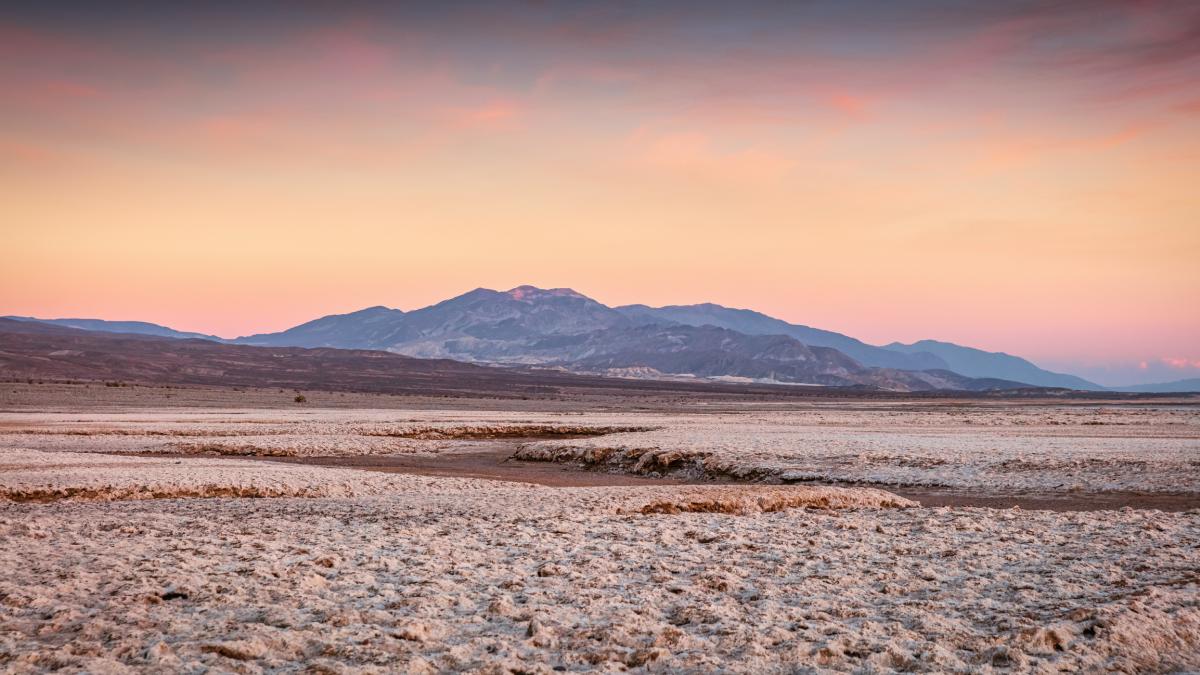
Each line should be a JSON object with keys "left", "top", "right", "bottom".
{"left": 520, "top": 405, "right": 1200, "bottom": 493}
{"left": 1, "top": 488, "right": 1196, "bottom": 672}
{"left": 1, "top": 403, "right": 1198, "bottom": 672}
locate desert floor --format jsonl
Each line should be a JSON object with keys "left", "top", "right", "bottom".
{"left": 1, "top": 382, "right": 1198, "bottom": 672}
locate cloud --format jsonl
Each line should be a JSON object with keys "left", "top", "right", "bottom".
{"left": 969, "top": 121, "right": 1156, "bottom": 171}
{"left": 445, "top": 99, "right": 523, "bottom": 129}
{"left": 0, "top": 138, "right": 57, "bottom": 165}
{"left": 1175, "top": 98, "right": 1200, "bottom": 115}
{"left": 1162, "top": 357, "right": 1200, "bottom": 370}
{"left": 630, "top": 128, "right": 795, "bottom": 183}
{"left": 823, "top": 92, "right": 872, "bottom": 119}
{"left": 40, "top": 80, "right": 101, "bottom": 99}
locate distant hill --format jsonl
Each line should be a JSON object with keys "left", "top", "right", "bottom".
{"left": 2, "top": 316, "right": 224, "bottom": 342}
{"left": 237, "top": 306, "right": 405, "bottom": 349}
{"left": 1110, "top": 378, "right": 1200, "bottom": 394}
{"left": 884, "top": 340, "right": 1104, "bottom": 391}
{"left": 615, "top": 303, "right": 948, "bottom": 371}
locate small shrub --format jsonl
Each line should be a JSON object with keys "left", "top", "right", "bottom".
{"left": 294, "top": 394, "right": 307, "bottom": 404}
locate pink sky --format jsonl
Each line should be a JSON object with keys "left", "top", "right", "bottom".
{"left": 1, "top": 2, "right": 1197, "bottom": 384}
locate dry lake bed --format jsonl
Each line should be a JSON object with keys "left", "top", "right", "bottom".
{"left": 1, "top": 383, "right": 1198, "bottom": 672}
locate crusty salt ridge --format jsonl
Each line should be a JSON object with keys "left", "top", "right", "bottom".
{"left": 626, "top": 485, "right": 916, "bottom": 514}
{"left": 0, "top": 446, "right": 910, "bottom": 510}
{"left": 0, "top": 449, "right": 496, "bottom": 502}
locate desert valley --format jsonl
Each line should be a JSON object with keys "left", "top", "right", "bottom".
{"left": 4, "top": 1, "right": 1199, "bottom": 672}
{"left": 1, "top": 321, "right": 1198, "bottom": 671}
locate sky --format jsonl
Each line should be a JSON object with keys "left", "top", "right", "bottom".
{"left": 1, "top": 1, "right": 1197, "bottom": 387}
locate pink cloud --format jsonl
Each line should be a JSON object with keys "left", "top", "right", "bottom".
{"left": 445, "top": 99, "right": 523, "bottom": 129}
{"left": 970, "top": 120, "right": 1156, "bottom": 171}
{"left": 41, "top": 80, "right": 101, "bottom": 99}
{"left": 197, "top": 114, "right": 280, "bottom": 150}
{"left": 0, "top": 138, "right": 56, "bottom": 164}
{"left": 823, "top": 92, "right": 873, "bottom": 119}
{"left": 1162, "top": 357, "right": 1200, "bottom": 370}
{"left": 631, "top": 129, "right": 795, "bottom": 183}
{"left": 533, "top": 64, "right": 641, "bottom": 94}
{"left": 1175, "top": 98, "right": 1200, "bottom": 115}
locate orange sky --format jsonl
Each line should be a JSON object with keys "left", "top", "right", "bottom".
{"left": 1, "top": 2, "right": 1198, "bottom": 383}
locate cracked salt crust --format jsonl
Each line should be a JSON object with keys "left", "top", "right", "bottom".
{"left": 0, "top": 449, "right": 494, "bottom": 501}
{"left": 1, "top": 404, "right": 1198, "bottom": 672}
{"left": 0, "top": 410, "right": 650, "bottom": 457}
{"left": 1, "top": 490, "right": 1197, "bottom": 672}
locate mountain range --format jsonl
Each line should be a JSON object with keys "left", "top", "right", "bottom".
{"left": 231, "top": 286, "right": 1027, "bottom": 391}
{"left": 11, "top": 285, "right": 1187, "bottom": 392}
{"left": 1108, "top": 378, "right": 1200, "bottom": 394}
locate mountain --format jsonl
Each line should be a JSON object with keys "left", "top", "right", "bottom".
{"left": 884, "top": 340, "right": 1104, "bottom": 390}
{"left": 238, "top": 306, "right": 405, "bottom": 349}
{"left": 379, "top": 286, "right": 632, "bottom": 360}
{"left": 2, "top": 316, "right": 223, "bottom": 342}
{"left": 615, "top": 303, "right": 948, "bottom": 371}
{"left": 229, "top": 287, "right": 1028, "bottom": 391}
{"left": 7, "top": 285, "right": 1104, "bottom": 392}
{"left": 237, "top": 286, "right": 630, "bottom": 355}
{"left": 0, "top": 318, "right": 1004, "bottom": 400}
{"left": 1110, "top": 378, "right": 1200, "bottom": 394}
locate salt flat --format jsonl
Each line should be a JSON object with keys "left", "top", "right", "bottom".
{"left": 1, "top": 391, "right": 1198, "bottom": 672}
{"left": 520, "top": 405, "right": 1200, "bottom": 493}
{"left": 4, "top": 402, "right": 1196, "bottom": 493}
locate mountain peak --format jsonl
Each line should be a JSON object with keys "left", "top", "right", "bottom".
{"left": 505, "top": 285, "right": 588, "bottom": 301}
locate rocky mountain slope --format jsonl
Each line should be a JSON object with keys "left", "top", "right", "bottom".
{"left": 1111, "top": 378, "right": 1200, "bottom": 394}
{"left": 884, "top": 339, "right": 1102, "bottom": 390}
{"left": 615, "top": 303, "right": 948, "bottom": 371}
{"left": 237, "top": 306, "right": 405, "bottom": 349}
